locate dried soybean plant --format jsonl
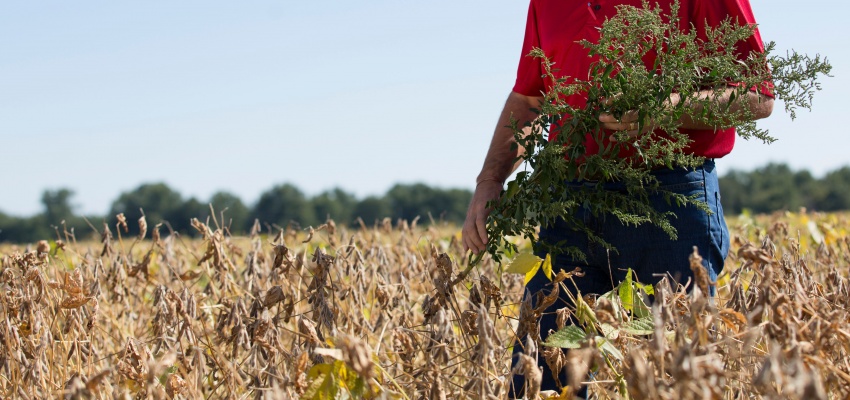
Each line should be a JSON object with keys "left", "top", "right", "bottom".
{"left": 0, "top": 210, "right": 849, "bottom": 398}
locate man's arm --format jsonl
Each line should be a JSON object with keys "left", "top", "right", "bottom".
{"left": 676, "top": 88, "right": 774, "bottom": 129}
{"left": 463, "top": 91, "right": 543, "bottom": 255}
{"left": 598, "top": 88, "right": 774, "bottom": 134}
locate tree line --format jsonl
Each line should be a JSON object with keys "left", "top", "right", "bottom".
{"left": 718, "top": 163, "right": 850, "bottom": 215}
{"left": 0, "top": 183, "right": 473, "bottom": 243}
{"left": 2, "top": 163, "right": 850, "bottom": 243}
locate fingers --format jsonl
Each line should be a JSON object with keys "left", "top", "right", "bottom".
{"left": 463, "top": 182, "right": 500, "bottom": 255}
{"left": 462, "top": 221, "right": 485, "bottom": 254}
{"left": 462, "top": 210, "right": 484, "bottom": 254}
{"left": 462, "top": 205, "right": 492, "bottom": 255}
{"left": 599, "top": 111, "right": 642, "bottom": 141}
{"left": 599, "top": 110, "right": 639, "bottom": 125}
{"left": 476, "top": 215, "right": 488, "bottom": 248}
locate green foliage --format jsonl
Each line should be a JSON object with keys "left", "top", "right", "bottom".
{"left": 545, "top": 269, "right": 655, "bottom": 365}
{"left": 110, "top": 182, "right": 185, "bottom": 236}
{"left": 303, "top": 360, "right": 368, "bottom": 400}
{"left": 352, "top": 196, "right": 392, "bottom": 226}
{"left": 0, "top": 183, "right": 475, "bottom": 243}
{"left": 718, "top": 164, "right": 850, "bottom": 213}
{"left": 543, "top": 325, "right": 586, "bottom": 349}
{"left": 174, "top": 198, "right": 206, "bottom": 232}
{"left": 0, "top": 212, "right": 49, "bottom": 243}
{"left": 385, "top": 183, "right": 472, "bottom": 224}
{"left": 208, "top": 191, "right": 250, "bottom": 232}
{"left": 41, "top": 188, "right": 75, "bottom": 225}
{"left": 618, "top": 269, "right": 653, "bottom": 318}
{"left": 9, "top": 160, "right": 850, "bottom": 244}
{"left": 621, "top": 317, "right": 654, "bottom": 336}
{"left": 818, "top": 167, "right": 850, "bottom": 212}
{"left": 484, "top": 1, "right": 831, "bottom": 263}
{"left": 313, "top": 188, "right": 358, "bottom": 225}
{"left": 253, "top": 183, "right": 317, "bottom": 228}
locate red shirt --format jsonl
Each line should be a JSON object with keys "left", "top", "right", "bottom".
{"left": 513, "top": 0, "right": 773, "bottom": 158}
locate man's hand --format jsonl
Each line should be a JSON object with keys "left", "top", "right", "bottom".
{"left": 597, "top": 94, "right": 676, "bottom": 141}
{"left": 462, "top": 180, "right": 503, "bottom": 255}
{"left": 598, "top": 109, "right": 656, "bottom": 141}
{"left": 464, "top": 91, "right": 541, "bottom": 256}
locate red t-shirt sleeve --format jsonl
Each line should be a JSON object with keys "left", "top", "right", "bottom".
{"left": 512, "top": 1, "right": 546, "bottom": 97}
{"left": 695, "top": 0, "right": 774, "bottom": 97}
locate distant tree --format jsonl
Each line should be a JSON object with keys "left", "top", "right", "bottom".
{"left": 41, "top": 188, "right": 75, "bottom": 225}
{"left": 208, "top": 191, "right": 250, "bottom": 233}
{"left": 720, "top": 164, "right": 850, "bottom": 214}
{"left": 312, "top": 188, "right": 357, "bottom": 225}
{"left": 747, "top": 163, "right": 800, "bottom": 213}
{"left": 385, "top": 183, "right": 472, "bottom": 224}
{"left": 793, "top": 170, "right": 820, "bottom": 210}
{"left": 352, "top": 196, "right": 392, "bottom": 225}
{"left": 172, "top": 197, "right": 206, "bottom": 233}
{"left": 817, "top": 167, "right": 850, "bottom": 211}
{"left": 430, "top": 188, "right": 472, "bottom": 223}
{"left": 718, "top": 170, "right": 749, "bottom": 214}
{"left": 253, "top": 184, "right": 316, "bottom": 228}
{"left": 109, "top": 183, "right": 183, "bottom": 235}
{"left": 0, "top": 212, "right": 50, "bottom": 243}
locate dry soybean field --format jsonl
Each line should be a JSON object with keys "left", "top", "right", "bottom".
{"left": 1, "top": 211, "right": 849, "bottom": 399}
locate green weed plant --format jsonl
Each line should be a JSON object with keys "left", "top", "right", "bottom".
{"left": 482, "top": 1, "right": 832, "bottom": 264}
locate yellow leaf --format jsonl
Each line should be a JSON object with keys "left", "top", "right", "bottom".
{"left": 505, "top": 252, "right": 542, "bottom": 274}
{"left": 505, "top": 252, "right": 542, "bottom": 285}
{"left": 541, "top": 254, "right": 553, "bottom": 281}
{"left": 523, "top": 266, "right": 539, "bottom": 285}
{"left": 716, "top": 273, "right": 730, "bottom": 288}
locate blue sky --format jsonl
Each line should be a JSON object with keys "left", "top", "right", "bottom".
{"left": 1, "top": 0, "right": 845, "bottom": 216}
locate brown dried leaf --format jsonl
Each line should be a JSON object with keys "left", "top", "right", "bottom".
{"left": 166, "top": 373, "right": 186, "bottom": 398}
{"left": 298, "top": 318, "right": 321, "bottom": 345}
{"left": 718, "top": 308, "right": 748, "bottom": 332}
{"left": 263, "top": 285, "right": 286, "bottom": 308}
{"left": 179, "top": 270, "right": 200, "bottom": 281}
{"left": 116, "top": 213, "right": 128, "bottom": 233}
{"left": 60, "top": 295, "right": 92, "bottom": 309}
{"left": 63, "top": 268, "right": 85, "bottom": 296}
{"left": 138, "top": 215, "right": 147, "bottom": 240}
{"left": 36, "top": 240, "right": 50, "bottom": 255}
{"left": 85, "top": 369, "right": 111, "bottom": 391}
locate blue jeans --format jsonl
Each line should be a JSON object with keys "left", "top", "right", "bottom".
{"left": 510, "top": 159, "right": 730, "bottom": 397}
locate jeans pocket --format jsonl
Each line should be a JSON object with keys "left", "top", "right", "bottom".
{"left": 653, "top": 180, "right": 708, "bottom": 208}
{"left": 658, "top": 180, "right": 705, "bottom": 193}
{"left": 657, "top": 174, "right": 728, "bottom": 277}
{"left": 709, "top": 187, "right": 731, "bottom": 273}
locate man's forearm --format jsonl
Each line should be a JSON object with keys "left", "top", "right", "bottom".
{"left": 677, "top": 88, "right": 774, "bottom": 130}
{"left": 477, "top": 92, "right": 543, "bottom": 184}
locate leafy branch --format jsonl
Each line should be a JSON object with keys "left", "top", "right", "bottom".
{"left": 482, "top": 1, "right": 831, "bottom": 265}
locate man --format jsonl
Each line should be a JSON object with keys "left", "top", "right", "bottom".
{"left": 462, "top": 0, "right": 774, "bottom": 396}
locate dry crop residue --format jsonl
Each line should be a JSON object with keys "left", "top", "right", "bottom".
{"left": 0, "top": 211, "right": 849, "bottom": 399}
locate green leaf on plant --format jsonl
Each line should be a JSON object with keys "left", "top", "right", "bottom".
{"left": 304, "top": 363, "right": 339, "bottom": 400}
{"left": 599, "top": 288, "right": 624, "bottom": 323}
{"left": 543, "top": 325, "right": 587, "bottom": 349}
{"left": 618, "top": 269, "right": 636, "bottom": 312}
{"left": 575, "top": 295, "right": 599, "bottom": 328}
{"left": 597, "top": 337, "right": 624, "bottom": 361}
{"left": 600, "top": 323, "right": 619, "bottom": 340}
{"left": 618, "top": 268, "right": 652, "bottom": 318}
{"left": 621, "top": 317, "right": 655, "bottom": 336}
